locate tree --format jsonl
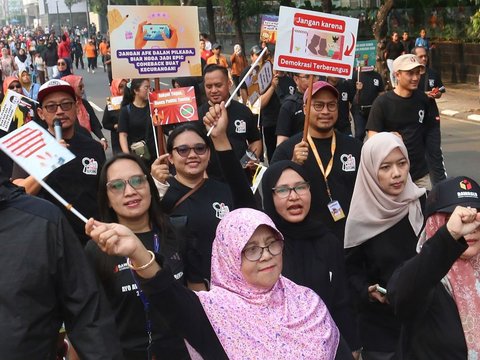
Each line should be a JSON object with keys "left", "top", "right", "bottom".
{"left": 64, "top": 0, "right": 81, "bottom": 27}
{"left": 230, "top": 0, "right": 244, "bottom": 51}
{"left": 372, "top": 0, "right": 394, "bottom": 89}
{"left": 321, "top": 0, "right": 332, "bottom": 13}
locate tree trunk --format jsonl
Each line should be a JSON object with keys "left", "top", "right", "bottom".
{"left": 230, "top": 0, "right": 244, "bottom": 52}
{"left": 373, "top": 0, "right": 394, "bottom": 89}
{"left": 206, "top": 0, "right": 216, "bottom": 43}
{"left": 321, "top": 0, "right": 332, "bottom": 13}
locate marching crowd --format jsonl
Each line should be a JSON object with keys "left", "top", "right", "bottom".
{"left": 0, "top": 23, "right": 480, "bottom": 360}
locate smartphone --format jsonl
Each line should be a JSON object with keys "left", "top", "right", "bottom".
{"left": 143, "top": 24, "right": 171, "bottom": 41}
{"left": 376, "top": 285, "right": 387, "bottom": 295}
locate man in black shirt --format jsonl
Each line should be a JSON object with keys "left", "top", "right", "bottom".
{"left": 11, "top": 79, "right": 106, "bottom": 244}
{"left": 272, "top": 81, "right": 362, "bottom": 243}
{"left": 366, "top": 54, "right": 443, "bottom": 190}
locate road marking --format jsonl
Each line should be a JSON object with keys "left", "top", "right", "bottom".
{"left": 161, "top": 81, "right": 169, "bottom": 86}
{"left": 89, "top": 101, "right": 104, "bottom": 112}
{"left": 467, "top": 114, "right": 480, "bottom": 122}
{"left": 441, "top": 109, "right": 459, "bottom": 117}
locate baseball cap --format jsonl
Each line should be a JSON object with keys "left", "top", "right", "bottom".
{"left": 250, "top": 45, "right": 262, "bottom": 56}
{"left": 424, "top": 176, "right": 480, "bottom": 218}
{"left": 303, "top": 80, "right": 339, "bottom": 104}
{"left": 37, "top": 79, "right": 76, "bottom": 105}
{"left": 212, "top": 43, "right": 221, "bottom": 50}
{"left": 393, "top": 54, "right": 425, "bottom": 72}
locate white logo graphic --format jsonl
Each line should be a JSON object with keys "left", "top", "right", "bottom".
{"left": 234, "top": 119, "right": 246, "bottom": 133}
{"left": 418, "top": 109, "right": 425, "bottom": 123}
{"left": 429, "top": 79, "right": 435, "bottom": 88}
{"left": 341, "top": 92, "right": 348, "bottom": 101}
{"left": 82, "top": 157, "right": 98, "bottom": 175}
{"left": 212, "top": 202, "right": 230, "bottom": 219}
{"left": 373, "top": 79, "right": 379, "bottom": 86}
{"left": 340, "top": 154, "right": 356, "bottom": 172}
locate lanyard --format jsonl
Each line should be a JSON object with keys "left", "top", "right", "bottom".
{"left": 307, "top": 132, "right": 336, "bottom": 201}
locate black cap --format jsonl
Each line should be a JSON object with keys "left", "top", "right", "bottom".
{"left": 212, "top": 43, "right": 221, "bottom": 50}
{"left": 250, "top": 45, "right": 262, "bottom": 56}
{"left": 425, "top": 176, "right": 480, "bottom": 218}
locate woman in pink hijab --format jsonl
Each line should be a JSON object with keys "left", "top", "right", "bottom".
{"left": 86, "top": 208, "right": 353, "bottom": 359}
{"left": 61, "top": 74, "right": 108, "bottom": 150}
{"left": 388, "top": 176, "right": 480, "bottom": 359}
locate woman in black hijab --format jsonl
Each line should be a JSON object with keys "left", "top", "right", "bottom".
{"left": 262, "top": 160, "right": 361, "bottom": 357}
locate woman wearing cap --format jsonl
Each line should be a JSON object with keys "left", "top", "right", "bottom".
{"left": 62, "top": 74, "right": 108, "bottom": 150}
{"left": 206, "top": 43, "right": 228, "bottom": 68}
{"left": 387, "top": 176, "right": 480, "bottom": 359}
{"left": 344, "top": 132, "right": 426, "bottom": 359}
{"left": 102, "top": 79, "right": 127, "bottom": 154}
{"left": 86, "top": 207, "right": 354, "bottom": 359}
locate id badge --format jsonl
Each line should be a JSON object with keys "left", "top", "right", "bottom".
{"left": 327, "top": 200, "right": 345, "bottom": 222}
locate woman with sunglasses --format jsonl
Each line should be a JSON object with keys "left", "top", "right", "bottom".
{"left": 119, "top": 79, "right": 155, "bottom": 164}
{"left": 262, "top": 160, "right": 361, "bottom": 358}
{"left": 102, "top": 79, "right": 127, "bottom": 154}
{"left": 85, "top": 153, "right": 204, "bottom": 359}
{"left": 54, "top": 57, "right": 73, "bottom": 79}
{"left": 344, "top": 132, "right": 426, "bottom": 360}
{"left": 62, "top": 74, "right": 108, "bottom": 150}
{"left": 86, "top": 207, "right": 354, "bottom": 359}
{"left": 152, "top": 103, "right": 256, "bottom": 284}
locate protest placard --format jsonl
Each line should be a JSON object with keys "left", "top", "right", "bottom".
{"left": 260, "top": 15, "right": 278, "bottom": 44}
{"left": 0, "top": 121, "right": 75, "bottom": 181}
{"left": 0, "top": 90, "right": 24, "bottom": 131}
{"left": 273, "top": 6, "right": 359, "bottom": 79}
{"left": 106, "top": 96, "right": 123, "bottom": 111}
{"left": 149, "top": 86, "right": 198, "bottom": 126}
{"left": 108, "top": 5, "right": 202, "bottom": 79}
{"left": 355, "top": 40, "right": 377, "bottom": 71}
{"left": 244, "top": 61, "right": 273, "bottom": 107}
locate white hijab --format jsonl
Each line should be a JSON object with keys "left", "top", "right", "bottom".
{"left": 344, "top": 132, "right": 426, "bottom": 248}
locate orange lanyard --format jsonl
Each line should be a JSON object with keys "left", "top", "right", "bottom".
{"left": 307, "top": 132, "right": 336, "bottom": 200}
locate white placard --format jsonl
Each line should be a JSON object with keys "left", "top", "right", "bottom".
{"left": 0, "top": 90, "right": 23, "bottom": 131}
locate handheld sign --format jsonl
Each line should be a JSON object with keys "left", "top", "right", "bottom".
{"left": 355, "top": 40, "right": 377, "bottom": 71}
{"left": 149, "top": 87, "right": 198, "bottom": 126}
{"left": 260, "top": 15, "right": 278, "bottom": 45}
{"left": 244, "top": 61, "right": 273, "bottom": 107}
{"left": 273, "top": 6, "right": 359, "bottom": 79}
{"left": 0, "top": 90, "right": 25, "bottom": 131}
{"left": 106, "top": 96, "right": 123, "bottom": 111}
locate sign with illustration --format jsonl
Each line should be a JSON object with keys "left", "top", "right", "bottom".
{"left": 355, "top": 40, "right": 377, "bottom": 71}
{"left": 149, "top": 87, "right": 198, "bottom": 126}
{"left": 260, "top": 15, "right": 278, "bottom": 44}
{"left": 273, "top": 6, "right": 359, "bottom": 79}
{"left": 107, "top": 5, "right": 202, "bottom": 79}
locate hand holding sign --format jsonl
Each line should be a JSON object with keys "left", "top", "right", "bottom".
{"left": 151, "top": 153, "right": 171, "bottom": 184}
{"left": 203, "top": 101, "right": 231, "bottom": 151}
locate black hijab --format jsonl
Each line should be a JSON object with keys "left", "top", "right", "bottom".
{"left": 262, "top": 160, "right": 338, "bottom": 300}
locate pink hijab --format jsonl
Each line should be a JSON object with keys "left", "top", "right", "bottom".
{"left": 194, "top": 208, "right": 339, "bottom": 360}
{"left": 425, "top": 214, "right": 480, "bottom": 357}
{"left": 110, "top": 79, "right": 126, "bottom": 97}
{"left": 61, "top": 74, "right": 91, "bottom": 131}
{"left": 344, "top": 132, "right": 426, "bottom": 248}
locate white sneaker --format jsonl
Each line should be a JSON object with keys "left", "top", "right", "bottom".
{"left": 92, "top": 69, "right": 95, "bottom": 74}
{"left": 87, "top": 68, "right": 90, "bottom": 73}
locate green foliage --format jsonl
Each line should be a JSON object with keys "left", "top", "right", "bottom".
{"left": 467, "top": 10, "right": 480, "bottom": 40}
{"left": 64, "top": 0, "right": 81, "bottom": 9}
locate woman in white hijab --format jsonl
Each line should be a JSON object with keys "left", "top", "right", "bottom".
{"left": 344, "top": 132, "right": 426, "bottom": 360}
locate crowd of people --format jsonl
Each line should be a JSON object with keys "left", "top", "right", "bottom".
{"left": 0, "top": 22, "right": 479, "bottom": 360}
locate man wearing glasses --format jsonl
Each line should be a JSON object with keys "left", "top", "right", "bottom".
{"left": 366, "top": 54, "right": 445, "bottom": 190}
{"left": 11, "top": 79, "right": 106, "bottom": 245}
{"left": 272, "top": 81, "right": 362, "bottom": 244}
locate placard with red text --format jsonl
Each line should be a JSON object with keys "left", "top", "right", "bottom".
{"left": 149, "top": 86, "right": 198, "bottom": 126}
{"left": 273, "top": 6, "right": 358, "bottom": 79}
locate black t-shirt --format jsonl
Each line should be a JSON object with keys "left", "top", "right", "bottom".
{"left": 12, "top": 131, "right": 105, "bottom": 245}
{"left": 85, "top": 229, "right": 192, "bottom": 359}
{"left": 276, "top": 74, "right": 296, "bottom": 103}
{"left": 271, "top": 131, "right": 362, "bottom": 243}
{"left": 419, "top": 67, "right": 445, "bottom": 93}
{"left": 275, "top": 91, "right": 304, "bottom": 138}
{"left": 385, "top": 41, "right": 404, "bottom": 60}
{"left": 118, "top": 103, "right": 154, "bottom": 146}
{"left": 350, "top": 70, "right": 384, "bottom": 107}
{"left": 366, "top": 90, "right": 435, "bottom": 180}
{"left": 240, "top": 64, "right": 281, "bottom": 128}
{"left": 335, "top": 79, "right": 355, "bottom": 135}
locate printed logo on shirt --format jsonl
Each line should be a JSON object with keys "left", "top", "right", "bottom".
{"left": 173, "top": 271, "right": 184, "bottom": 280}
{"left": 373, "top": 79, "right": 379, "bottom": 87}
{"left": 429, "top": 79, "right": 435, "bottom": 88}
{"left": 418, "top": 109, "right": 425, "bottom": 124}
{"left": 234, "top": 120, "right": 246, "bottom": 134}
{"left": 340, "top": 154, "right": 356, "bottom": 172}
{"left": 289, "top": 85, "right": 295, "bottom": 95}
{"left": 114, "top": 262, "right": 130, "bottom": 273}
{"left": 82, "top": 157, "right": 98, "bottom": 175}
{"left": 121, "top": 282, "right": 138, "bottom": 293}
{"left": 212, "top": 202, "right": 229, "bottom": 219}
{"left": 341, "top": 92, "right": 348, "bottom": 101}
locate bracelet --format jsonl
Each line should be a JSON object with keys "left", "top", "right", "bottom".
{"left": 100, "top": 138, "right": 107, "bottom": 141}
{"left": 127, "top": 250, "right": 155, "bottom": 271}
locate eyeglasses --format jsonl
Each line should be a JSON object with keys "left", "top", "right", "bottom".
{"left": 312, "top": 101, "right": 338, "bottom": 112}
{"left": 43, "top": 101, "right": 75, "bottom": 113}
{"left": 8, "top": 84, "right": 22, "bottom": 90}
{"left": 106, "top": 174, "right": 148, "bottom": 193}
{"left": 272, "top": 181, "right": 310, "bottom": 199}
{"left": 242, "top": 240, "right": 284, "bottom": 262}
{"left": 173, "top": 143, "right": 208, "bottom": 157}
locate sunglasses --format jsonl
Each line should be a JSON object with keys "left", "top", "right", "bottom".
{"left": 43, "top": 101, "right": 75, "bottom": 113}
{"left": 173, "top": 143, "right": 208, "bottom": 157}
{"left": 106, "top": 175, "right": 148, "bottom": 193}
{"left": 57, "top": 62, "right": 66, "bottom": 66}
{"left": 8, "top": 84, "right": 22, "bottom": 90}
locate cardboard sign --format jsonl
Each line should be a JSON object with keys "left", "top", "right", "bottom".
{"left": 0, "top": 121, "right": 75, "bottom": 180}
{"left": 149, "top": 86, "right": 198, "bottom": 126}
{"left": 106, "top": 96, "right": 123, "bottom": 111}
{"left": 355, "top": 40, "right": 377, "bottom": 71}
{"left": 245, "top": 61, "right": 273, "bottom": 106}
{"left": 0, "top": 90, "right": 23, "bottom": 131}
{"left": 274, "top": 6, "right": 359, "bottom": 79}
{"left": 108, "top": 5, "right": 202, "bottom": 79}
{"left": 260, "top": 15, "right": 278, "bottom": 44}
